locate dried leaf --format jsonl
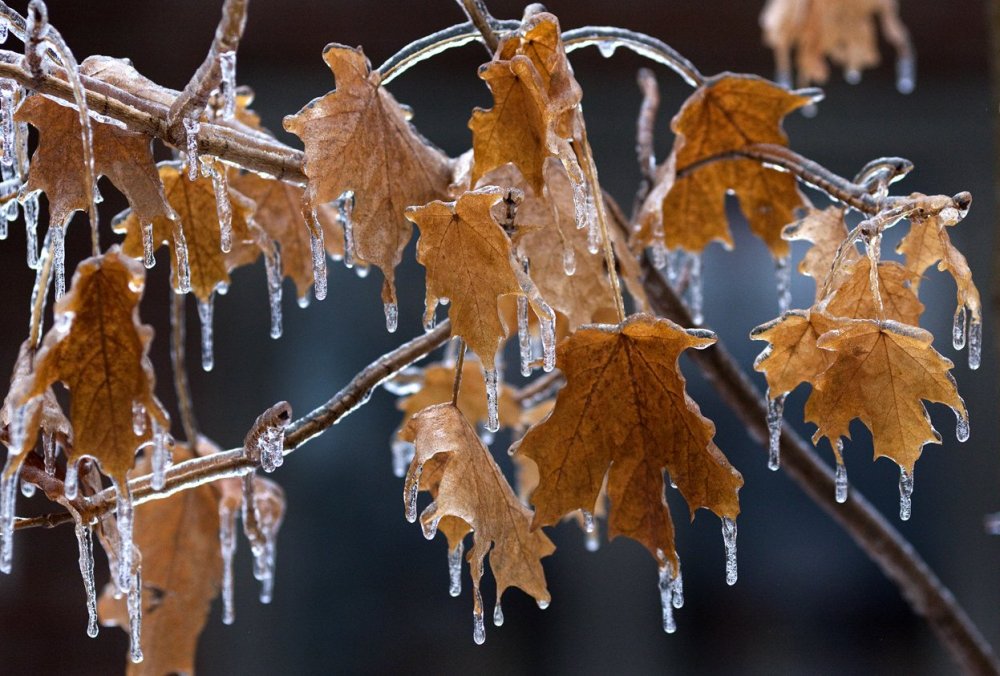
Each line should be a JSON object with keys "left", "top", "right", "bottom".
{"left": 782, "top": 206, "right": 859, "bottom": 297}
{"left": 15, "top": 249, "right": 168, "bottom": 486}
{"left": 1, "top": 340, "right": 70, "bottom": 457}
{"left": 16, "top": 95, "right": 172, "bottom": 227}
{"left": 515, "top": 313, "right": 742, "bottom": 571}
{"left": 116, "top": 162, "right": 261, "bottom": 302}
{"left": 97, "top": 443, "right": 221, "bottom": 676}
{"left": 401, "top": 404, "right": 554, "bottom": 614}
{"left": 751, "top": 309, "right": 839, "bottom": 396}
{"left": 283, "top": 44, "right": 452, "bottom": 306}
{"left": 824, "top": 258, "right": 923, "bottom": 324}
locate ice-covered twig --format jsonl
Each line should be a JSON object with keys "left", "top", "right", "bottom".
{"left": 631, "top": 68, "right": 659, "bottom": 221}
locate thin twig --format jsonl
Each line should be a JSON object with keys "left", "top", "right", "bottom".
{"left": 451, "top": 337, "right": 466, "bottom": 405}
{"left": 170, "top": 289, "right": 199, "bottom": 444}
{"left": 455, "top": 0, "right": 500, "bottom": 54}
{"left": 514, "top": 369, "right": 563, "bottom": 405}
{"left": 631, "top": 68, "right": 660, "bottom": 222}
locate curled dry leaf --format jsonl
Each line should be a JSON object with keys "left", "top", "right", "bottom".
{"left": 115, "top": 162, "right": 262, "bottom": 302}
{"left": 98, "top": 442, "right": 221, "bottom": 676}
{"left": 283, "top": 43, "right": 452, "bottom": 306}
{"left": 824, "top": 258, "right": 924, "bottom": 324}
{"left": 515, "top": 313, "right": 742, "bottom": 572}
{"left": 15, "top": 249, "right": 168, "bottom": 487}
{"left": 15, "top": 94, "right": 173, "bottom": 227}
{"left": 782, "top": 206, "right": 859, "bottom": 299}
{"left": 1, "top": 340, "right": 70, "bottom": 458}
{"left": 401, "top": 404, "right": 555, "bottom": 623}
{"left": 636, "top": 75, "right": 813, "bottom": 258}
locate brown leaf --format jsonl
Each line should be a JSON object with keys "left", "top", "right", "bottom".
{"left": 824, "top": 258, "right": 923, "bottom": 324}
{"left": 16, "top": 249, "right": 168, "bottom": 487}
{"left": 782, "top": 206, "right": 858, "bottom": 298}
{"left": 1, "top": 340, "right": 70, "bottom": 457}
{"left": 407, "top": 187, "right": 549, "bottom": 369}
{"left": 515, "top": 313, "right": 742, "bottom": 571}
{"left": 283, "top": 44, "right": 452, "bottom": 306}
{"left": 16, "top": 95, "right": 172, "bottom": 227}
{"left": 97, "top": 442, "right": 221, "bottom": 676}
{"left": 750, "top": 309, "right": 839, "bottom": 397}
{"left": 230, "top": 172, "right": 345, "bottom": 300}
{"left": 401, "top": 403, "right": 554, "bottom": 622}
{"left": 636, "top": 75, "right": 812, "bottom": 257}
{"left": 115, "top": 162, "right": 261, "bottom": 302}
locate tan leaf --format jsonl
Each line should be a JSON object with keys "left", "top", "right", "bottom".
{"left": 824, "top": 258, "right": 923, "bottom": 324}
{"left": 401, "top": 403, "right": 554, "bottom": 625}
{"left": 115, "top": 162, "right": 261, "bottom": 302}
{"left": 515, "top": 313, "right": 742, "bottom": 571}
{"left": 15, "top": 95, "right": 172, "bottom": 227}
{"left": 782, "top": 206, "right": 858, "bottom": 297}
{"left": 97, "top": 442, "right": 221, "bottom": 676}
{"left": 1, "top": 340, "right": 70, "bottom": 457}
{"left": 283, "top": 44, "right": 452, "bottom": 306}
{"left": 15, "top": 249, "right": 168, "bottom": 487}
{"left": 750, "top": 309, "right": 839, "bottom": 396}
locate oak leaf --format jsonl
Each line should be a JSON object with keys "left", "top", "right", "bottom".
{"left": 15, "top": 249, "right": 168, "bottom": 487}
{"left": 636, "top": 75, "right": 813, "bottom": 257}
{"left": 283, "top": 44, "right": 452, "bottom": 306}
{"left": 15, "top": 95, "right": 172, "bottom": 227}
{"left": 515, "top": 313, "right": 742, "bottom": 571}
{"left": 116, "top": 162, "right": 261, "bottom": 302}
{"left": 98, "top": 442, "right": 221, "bottom": 676}
{"left": 401, "top": 403, "right": 554, "bottom": 625}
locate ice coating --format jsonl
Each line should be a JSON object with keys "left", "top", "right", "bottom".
{"left": 338, "top": 192, "right": 356, "bottom": 269}
{"left": 257, "top": 424, "right": 285, "bottom": 474}
{"left": 658, "top": 564, "right": 683, "bottom": 633}
{"left": 183, "top": 118, "right": 200, "bottom": 181}
{"left": 540, "top": 313, "right": 556, "bottom": 373}
{"left": 198, "top": 295, "right": 215, "bottom": 372}
{"left": 0, "top": 456, "right": 21, "bottom": 573}
{"left": 582, "top": 510, "right": 595, "bottom": 534}
{"left": 952, "top": 305, "right": 967, "bottom": 350}
{"left": 306, "top": 209, "right": 328, "bottom": 301}
{"left": 391, "top": 438, "right": 415, "bottom": 479}
{"left": 150, "top": 422, "right": 171, "bottom": 491}
{"left": 722, "top": 517, "right": 737, "bottom": 585}
{"left": 219, "top": 502, "right": 238, "bottom": 625}
{"left": 64, "top": 459, "right": 79, "bottom": 500}
{"left": 483, "top": 367, "right": 500, "bottom": 434}
{"left": 0, "top": 79, "right": 15, "bottom": 167}
{"left": 219, "top": 50, "right": 237, "bottom": 119}
{"left": 132, "top": 401, "right": 146, "bottom": 436}
{"left": 517, "top": 295, "right": 532, "bottom": 377}
{"left": 448, "top": 540, "right": 463, "bottom": 597}
{"left": 384, "top": 303, "right": 398, "bottom": 334}
{"left": 141, "top": 222, "right": 156, "bottom": 269}
{"left": 766, "top": 391, "right": 785, "bottom": 471}
{"left": 205, "top": 163, "right": 233, "bottom": 253}
{"left": 264, "top": 240, "right": 283, "bottom": 339}
{"left": 172, "top": 221, "right": 192, "bottom": 294}
{"left": 43, "top": 431, "right": 56, "bottom": 476}
{"left": 74, "top": 519, "right": 99, "bottom": 637}
{"left": 899, "top": 467, "right": 914, "bottom": 521}
{"left": 52, "top": 223, "right": 67, "bottom": 298}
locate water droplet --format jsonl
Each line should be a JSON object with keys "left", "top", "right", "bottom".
{"left": 493, "top": 602, "right": 504, "bottom": 627}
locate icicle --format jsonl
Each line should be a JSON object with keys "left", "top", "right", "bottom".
{"left": 423, "top": 297, "right": 438, "bottom": 331}
{"left": 537, "top": 598, "right": 550, "bottom": 609}
{"left": 150, "top": 423, "right": 171, "bottom": 491}
{"left": 20, "top": 479, "right": 34, "bottom": 498}
{"left": 0, "top": 457, "right": 21, "bottom": 574}
{"left": 896, "top": 55, "right": 916, "bottom": 94}
{"left": 258, "top": 423, "right": 286, "bottom": 474}
{"left": 484, "top": 368, "right": 500, "bottom": 434}
{"left": 307, "top": 210, "right": 327, "bottom": 301}
{"left": 448, "top": 541, "right": 464, "bottom": 597}
{"left": 766, "top": 391, "right": 785, "bottom": 471}
{"left": 127, "top": 566, "right": 143, "bottom": 663}
{"left": 405, "top": 465, "right": 422, "bottom": 523}
{"left": 0, "top": 19, "right": 7, "bottom": 44}
{"left": 297, "top": 294, "right": 311, "bottom": 309}
{"left": 43, "top": 432, "right": 56, "bottom": 476}
{"left": 775, "top": 255, "right": 792, "bottom": 313}
{"left": 74, "top": 519, "right": 99, "bottom": 638}
{"left": 952, "top": 305, "right": 967, "bottom": 350}
{"left": 478, "top": 424, "right": 494, "bottom": 446}
{"left": 52, "top": 224, "right": 67, "bottom": 299}
{"left": 338, "top": 192, "right": 356, "bottom": 269}
{"left": 24, "top": 192, "right": 39, "bottom": 269}
{"left": 835, "top": 440, "right": 849, "bottom": 503}
{"left": 0, "top": 79, "right": 15, "bottom": 167}
{"left": 141, "top": 223, "right": 155, "bottom": 269}
{"left": 219, "top": 51, "right": 237, "bottom": 119}
{"left": 517, "top": 295, "right": 532, "bottom": 377}
{"left": 172, "top": 222, "right": 192, "bottom": 294}
{"left": 554, "top": 245, "right": 574, "bottom": 278}
{"left": 354, "top": 264, "right": 369, "bottom": 279}
{"left": 264, "top": 242, "right": 283, "bottom": 339}
{"left": 420, "top": 503, "right": 440, "bottom": 540}
{"left": 955, "top": 409, "right": 970, "bottom": 443}
{"left": 898, "top": 467, "right": 914, "bottom": 521}
{"left": 257, "top": 530, "right": 278, "bottom": 604}
{"left": 540, "top": 313, "right": 556, "bottom": 373}
{"left": 968, "top": 317, "right": 982, "bottom": 370}
{"left": 493, "top": 601, "right": 505, "bottom": 627}
{"left": 392, "top": 439, "right": 414, "bottom": 479}
{"left": 384, "top": 303, "right": 398, "bottom": 333}
{"left": 658, "top": 565, "right": 682, "bottom": 634}
{"left": 207, "top": 165, "right": 233, "bottom": 253}
{"left": 115, "top": 481, "right": 135, "bottom": 591}
{"left": 198, "top": 295, "right": 215, "bottom": 372}
{"left": 64, "top": 460, "right": 79, "bottom": 500}
{"left": 582, "top": 510, "right": 595, "bottom": 533}
{"left": 183, "top": 118, "right": 200, "bottom": 181}
{"left": 597, "top": 40, "right": 618, "bottom": 58}
{"left": 688, "top": 254, "right": 703, "bottom": 325}
{"left": 585, "top": 529, "right": 600, "bottom": 552}
{"left": 219, "top": 503, "right": 237, "bottom": 625}
{"left": 473, "top": 587, "right": 486, "bottom": 645}
{"left": 132, "top": 401, "right": 146, "bottom": 436}
{"left": 721, "top": 517, "right": 737, "bottom": 585}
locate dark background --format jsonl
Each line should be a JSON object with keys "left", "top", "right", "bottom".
{"left": 0, "top": 1, "right": 996, "bottom": 674}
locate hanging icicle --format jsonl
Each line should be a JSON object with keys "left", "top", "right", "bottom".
{"left": 183, "top": 118, "right": 201, "bottom": 181}
{"left": 74, "top": 518, "right": 99, "bottom": 638}
{"left": 198, "top": 294, "right": 215, "bottom": 372}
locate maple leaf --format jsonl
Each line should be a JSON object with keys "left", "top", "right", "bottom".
{"left": 469, "top": 11, "right": 582, "bottom": 194}
{"left": 407, "top": 186, "right": 550, "bottom": 369}
{"left": 824, "top": 258, "right": 924, "bottom": 324}
{"left": 804, "top": 318, "right": 967, "bottom": 471}
{"left": 782, "top": 206, "right": 859, "bottom": 298}
{"left": 230, "top": 172, "right": 345, "bottom": 301}
{"left": 1, "top": 340, "right": 70, "bottom": 458}
{"left": 15, "top": 94, "right": 173, "bottom": 227}
{"left": 401, "top": 403, "right": 555, "bottom": 633}
{"left": 635, "top": 75, "right": 813, "bottom": 257}
{"left": 751, "top": 309, "right": 839, "bottom": 397}
{"left": 97, "top": 442, "right": 221, "bottom": 676}
{"left": 115, "top": 162, "right": 262, "bottom": 302}
{"left": 515, "top": 313, "right": 743, "bottom": 571}
{"left": 14, "top": 248, "right": 168, "bottom": 487}
{"left": 283, "top": 43, "right": 452, "bottom": 307}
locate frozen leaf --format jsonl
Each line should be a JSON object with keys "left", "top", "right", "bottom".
{"left": 401, "top": 404, "right": 555, "bottom": 632}
{"left": 1, "top": 340, "right": 70, "bottom": 456}
{"left": 116, "top": 162, "right": 262, "bottom": 302}
{"left": 782, "top": 206, "right": 859, "bottom": 298}
{"left": 636, "top": 75, "right": 813, "bottom": 257}
{"left": 751, "top": 310, "right": 839, "bottom": 397}
{"left": 824, "top": 258, "right": 923, "bottom": 324}
{"left": 514, "top": 314, "right": 742, "bottom": 572}
{"left": 283, "top": 44, "right": 451, "bottom": 307}
{"left": 15, "top": 249, "right": 168, "bottom": 488}
{"left": 97, "top": 442, "right": 221, "bottom": 676}
{"left": 16, "top": 95, "right": 173, "bottom": 227}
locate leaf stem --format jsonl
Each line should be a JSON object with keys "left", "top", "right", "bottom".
{"left": 451, "top": 337, "right": 466, "bottom": 405}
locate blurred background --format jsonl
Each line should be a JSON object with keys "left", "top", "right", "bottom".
{"left": 0, "top": 1, "right": 995, "bottom": 674}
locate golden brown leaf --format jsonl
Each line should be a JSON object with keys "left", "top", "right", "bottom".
{"left": 750, "top": 310, "right": 839, "bottom": 397}
{"left": 15, "top": 249, "right": 168, "bottom": 487}
{"left": 15, "top": 95, "right": 172, "bottom": 227}
{"left": 283, "top": 44, "right": 452, "bottom": 306}
{"left": 401, "top": 403, "right": 554, "bottom": 621}
{"left": 98, "top": 442, "right": 221, "bottom": 676}
{"left": 115, "top": 162, "right": 261, "bottom": 302}
{"left": 515, "top": 313, "right": 742, "bottom": 571}
{"left": 824, "top": 258, "right": 923, "bottom": 324}
{"left": 1, "top": 340, "right": 70, "bottom": 458}
{"left": 782, "top": 206, "right": 858, "bottom": 298}
{"left": 636, "top": 75, "right": 812, "bottom": 257}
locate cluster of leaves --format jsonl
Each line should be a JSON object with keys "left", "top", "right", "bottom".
{"left": 0, "top": 0, "right": 981, "bottom": 672}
